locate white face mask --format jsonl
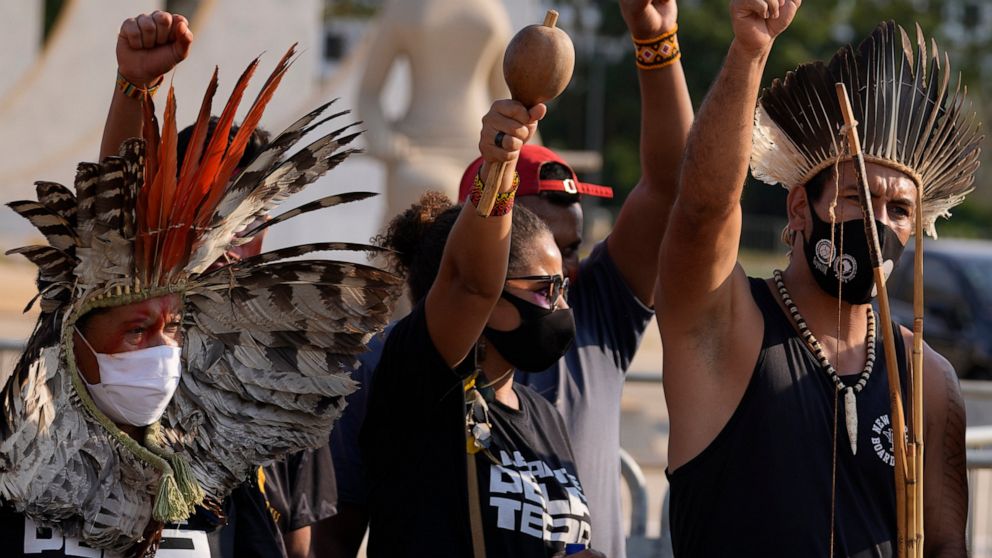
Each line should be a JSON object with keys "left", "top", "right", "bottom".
{"left": 75, "top": 328, "right": 182, "bottom": 427}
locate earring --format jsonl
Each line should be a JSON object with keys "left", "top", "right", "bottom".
{"left": 781, "top": 225, "right": 797, "bottom": 247}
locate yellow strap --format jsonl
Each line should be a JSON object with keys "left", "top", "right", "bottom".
{"left": 464, "top": 379, "right": 487, "bottom": 558}
{"left": 463, "top": 371, "right": 479, "bottom": 392}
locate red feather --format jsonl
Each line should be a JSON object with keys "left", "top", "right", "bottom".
{"left": 176, "top": 67, "right": 219, "bottom": 199}
{"left": 134, "top": 47, "right": 300, "bottom": 283}
{"left": 165, "top": 59, "right": 259, "bottom": 250}
{"left": 153, "top": 86, "right": 180, "bottom": 283}
{"left": 163, "top": 59, "right": 257, "bottom": 279}
{"left": 201, "top": 45, "right": 298, "bottom": 226}
{"left": 189, "top": 59, "right": 259, "bottom": 201}
{"left": 160, "top": 69, "right": 219, "bottom": 281}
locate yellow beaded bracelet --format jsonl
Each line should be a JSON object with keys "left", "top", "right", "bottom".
{"left": 116, "top": 71, "right": 164, "bottom": 100}
{"left": 633, "top": 26, "right": 681, "bottom": 71}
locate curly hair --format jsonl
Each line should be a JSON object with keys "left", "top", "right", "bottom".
{"left": 376, "top": 191, "right": 553, "bottom": 302}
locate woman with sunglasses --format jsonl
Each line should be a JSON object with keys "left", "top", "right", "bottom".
{"left": 360, "top": 100, "right": 602, "bottom": 557}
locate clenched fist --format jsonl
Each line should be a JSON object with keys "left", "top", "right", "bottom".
{"left": 730, "top": 0, "right": 801, "bottom": 55}
{"left": 619, "top": 0, "right": 678, "bottom": 41}
{"left": 117, "top": 11, "right": 193, "bottom": 87}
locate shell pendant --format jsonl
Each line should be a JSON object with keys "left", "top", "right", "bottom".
{"left": 844, "top": 387, "right": 858, "bottom": 455}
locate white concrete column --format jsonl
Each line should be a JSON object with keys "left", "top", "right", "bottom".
{"left": 0, "top": 1, "right": 43, "bottom": 99}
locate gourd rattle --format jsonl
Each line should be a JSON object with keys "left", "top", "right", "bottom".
{"left": 476, "top": 10, "right": 575, "bottom": 216}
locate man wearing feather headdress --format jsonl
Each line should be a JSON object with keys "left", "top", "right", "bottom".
{"left": 96, "top": 14, "right": 342, "bottom": 558}
{"left": 656, "top": 1, "right": 977, "bottom": 556}
{"left": 0, "top": 20, "right": 400, "bottom": 558}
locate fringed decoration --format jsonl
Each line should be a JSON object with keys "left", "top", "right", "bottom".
{"left": 143, "top": 421, "right": 204, "bottom": 513}
{"left": 152, "top": 472, "right": 187, "bottom": 523}
{"left": 169, "top": 452, "right": 204, "bottom": 507}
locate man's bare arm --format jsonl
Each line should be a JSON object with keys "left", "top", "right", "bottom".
{"left": 656, "top": 0, "right": 800, "bottom": 331}
{"left": 100, "top": 11, "right": 191, "bottom": 160}
{"left": 607, "top": 0, "right": 693, "bottom": 306}
{"left": 921, "top": 345, "right": 968, "bottom": 557}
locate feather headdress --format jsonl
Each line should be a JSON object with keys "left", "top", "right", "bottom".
{"left": 0, "top": 46, "right": 400, "bottom": 553}
{"left": 751, "top": 21, "right": 983, "bottom": 237}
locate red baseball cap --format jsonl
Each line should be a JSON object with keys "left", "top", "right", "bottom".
{"left": 458, "top": 145, "right": 613, "bottom": 203}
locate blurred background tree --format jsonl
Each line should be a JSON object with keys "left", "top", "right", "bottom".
{"left": 538, "top": 0, "right": 992, "bottom": 240}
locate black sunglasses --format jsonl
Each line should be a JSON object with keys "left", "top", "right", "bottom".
{"left": 505, "top": 274, "right": 570, "bottom": 310}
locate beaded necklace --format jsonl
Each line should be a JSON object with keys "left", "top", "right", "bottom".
{"left": 772, "top": 269, "right": 876, "bottom": 455}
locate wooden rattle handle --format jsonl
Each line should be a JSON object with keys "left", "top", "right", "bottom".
{"left": 476, "top": 161, "right": 512, "bottom": 217}
{"left": 477, "top": 9, "right": 567, "bottom": 217}
{"left": 544, "top": 10, "right": 558, "bottom": 27}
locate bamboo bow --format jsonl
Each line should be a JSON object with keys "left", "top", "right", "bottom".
{"left": 836, "top": 82, "right": 925, "bottom": 558}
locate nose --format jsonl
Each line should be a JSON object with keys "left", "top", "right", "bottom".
{"left": 146, "top": 328, "right": 181, "bottom": 349}
{"left": 873, "top": 202, "right": 891, "bottom": 226}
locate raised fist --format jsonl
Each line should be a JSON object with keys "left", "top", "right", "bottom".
{"left": 729, "top": 0, "right": 801, "bottom": 55}
{"left": 479, "top": 99, "right": 546, "bottom": 166}
{"left": 619, "top": 0, "right": 678, "bottom": 41}
{"left": 117, "top": 11, "right": 193, "bottom": 87}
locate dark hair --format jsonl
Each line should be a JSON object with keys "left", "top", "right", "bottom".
{"left": 75, "top": 307, "right": 108, "bottom": 336}
{"left": 538, "top": 162, "right": 580, "bottom": 206}
{"left": 804, "top": 166, "right": 834, "bottom": 204}
{"left": 176, "top": 116, "right": 271, "bottom": 174}
{"left": 377, "top": 191, "right": 553, "bottom": 302}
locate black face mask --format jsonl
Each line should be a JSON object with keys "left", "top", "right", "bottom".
{"left": 803, "top": 205, "right": 906, "bottom": 305}
{"left": 483, "top": 291, "right": 576, "bottom": 372}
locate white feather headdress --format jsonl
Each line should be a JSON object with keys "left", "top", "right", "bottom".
{"left": 751, "top": 21, "right": 983, "bottom": 237}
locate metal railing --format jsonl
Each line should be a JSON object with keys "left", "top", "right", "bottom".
{"left": 622, "top": 448, "right": 672, "bottom": 558}
{"left": 967, "top": 383, "right": 992, "bottom": 558}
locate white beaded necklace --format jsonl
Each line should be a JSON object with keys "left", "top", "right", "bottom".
{"left": 772, "top": 270, "right": 876, "bottom": 455}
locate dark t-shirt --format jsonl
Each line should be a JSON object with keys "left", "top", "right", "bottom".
{"left": 334, "top": 242, "right": 651, "bottom": 558}
{"left": 198, "top": 447, "right": 338, "bottom": 558}
{"left": 517, "top": 241, "right": 652, "bottom": 558}
{"left": 262, "top": 445, "right": 338, "bottom": 533}
{"left": 667, "top": 278, "right": 906, "bottom": 557}
{"left": 0, "top": 506, "right": 214, "bottom": 558}
{"left": 191, "top": 479, "right": 287, "bottom": 558}
{"left": 330, "top": 325, "right": 391, "bottom": 507}
{"left": 360, "top": 303, "right": 592, "bottom": 557}
{"left": 0, "top": 489, "right": 281, "bottom": 558}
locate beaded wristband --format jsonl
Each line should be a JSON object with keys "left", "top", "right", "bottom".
{"left": 116, "top": 70, "right": 164, "bottom": 100}
{"left": 470, "top": 170, "right": 520, "bottom": 217}
{"left": 633, "top": 26, "right": 681, "bottom": 71}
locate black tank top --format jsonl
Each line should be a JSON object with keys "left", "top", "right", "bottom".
{"left": 668, "top": 277, "right": 907, "bottom": 558}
